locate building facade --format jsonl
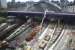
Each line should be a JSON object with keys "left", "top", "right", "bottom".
{"left": 40, "top": 0, "right": 49, "bottom": 2}
{"left": 66, "top": 5, "right": 75, "bottom": 12}
{"left": 12, "top": 0, "right": 15, "bottom": 3}
{"left": 0, "top": 0, "right": 7, "bottom": 9}
{"left": 60, "top": 0, "right": 68, "bottom": 8}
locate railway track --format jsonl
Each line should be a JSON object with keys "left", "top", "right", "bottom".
{"left": 37, "top": 24, "right": 64, "bottom": 50}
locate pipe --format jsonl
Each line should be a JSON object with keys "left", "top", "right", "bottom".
{"left": 4, "top": 23, "right": 31, "bottom": 42}
{"left": 0, "top": 23, "right": 8, "bottom": 32}
{"left": 0, "top": 24, "right": 20, "bottom": 40}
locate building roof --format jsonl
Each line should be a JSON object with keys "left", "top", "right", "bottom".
{"left": 27, "top": 1, "right": 61, "bottom": 12}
